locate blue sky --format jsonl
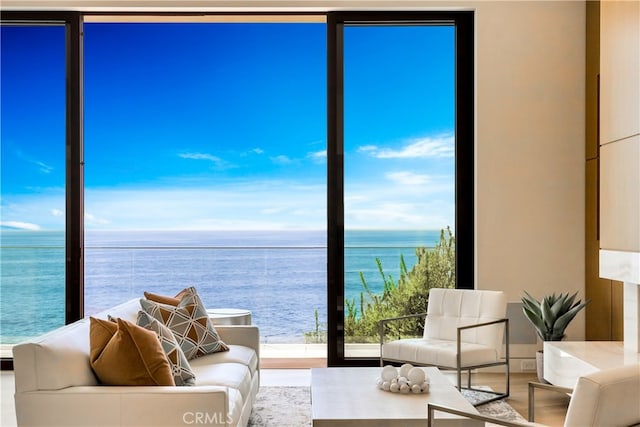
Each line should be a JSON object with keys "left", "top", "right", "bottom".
{"left": 1, "top": 22, "right": 454, "bottom": 231}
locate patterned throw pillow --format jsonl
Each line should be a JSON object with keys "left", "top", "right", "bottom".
{"left": 136, "top": 311, "right": 196, "bottom": 386}
{"left": 140, "top": 287, "right": 229, "bottom": 360}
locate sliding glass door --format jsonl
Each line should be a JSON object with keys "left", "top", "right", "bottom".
{"left": 1, "top": 24, "right": 66, "bottom": 352}
{"left": 327, "top": 12, "right": 474, "bottom": 365}
{"left": 82, "top": 21, "right": 327, "bottom": 346}
{"left": 0, "top": 11, "right": 473, "bottom": 368}
{"left": 0, "top": 13, "right": 84, "bottom": 365}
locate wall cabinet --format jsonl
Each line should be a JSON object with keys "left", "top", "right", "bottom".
{"left": 599, "top": 0, "right": 640, "bottom": 254}
{"left": 600, "top": 0, "right": 640, "bottom": 144}
{"left": 585, "top": 0, "right": 628, "bottom": 340}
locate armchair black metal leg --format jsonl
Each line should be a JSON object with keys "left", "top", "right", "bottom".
{"left": 506, "top": 362, "right": 510, "bottom": 400}
{"left": 528, "top": 382, "right": 535, "bottom": 422}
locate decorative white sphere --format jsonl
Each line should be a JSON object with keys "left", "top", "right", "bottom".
{"left": 376, "top": 365, "right": 430, "bottom": 394}
{"left": 381, "top": 365, "right": 398, "bottom": 382}
{"left": 407, "top": 367, "right": 426, "bottom": 384}
{"left": 399, "top": 363, "right": 413, "bottom": 378}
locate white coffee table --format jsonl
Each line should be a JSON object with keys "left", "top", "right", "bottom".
{"left": 311, "top": 367, "right": 481, "bottom": 427}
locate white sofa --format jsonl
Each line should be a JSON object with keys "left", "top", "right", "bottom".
{"left": 12, "top": 299, "right": 260, "bottom": 427}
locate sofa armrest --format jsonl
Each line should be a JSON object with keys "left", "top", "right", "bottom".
{"left": 15, "top": 385, "right": 238, "bottom": 427}
{"left": 215, "top": 325, "right": 260, "bottom": 360}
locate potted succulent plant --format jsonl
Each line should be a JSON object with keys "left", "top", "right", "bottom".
{"left": 521, "top": 291, "right": 591, "bottom": 382}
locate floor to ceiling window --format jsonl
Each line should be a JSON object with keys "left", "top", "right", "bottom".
{"left": 82, "top": 19, "right": 328, "bottom": 345}
{"left": 0, "top": 11, "right": 472, "bottom": 367}
{"left": 343, "top": 24, "right": 455, "bottom": 355}
{"left": 327, "top": 12, "right": 474, "bottom": 365}
{"left": 0, "top": 23, "right": 67, "bottom": 356}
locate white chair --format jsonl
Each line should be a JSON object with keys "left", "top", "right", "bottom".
{"left": 427, "top": 363, "right": 640, "bottom": 427}
{"left": 379, "top": 288, "right": 509, "bottom": 405}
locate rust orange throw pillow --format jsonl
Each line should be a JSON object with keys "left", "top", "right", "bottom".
{"left": 89, "top": 317, "right": 175, "bottom": 386}
{"left": 143, "top": 290, "right": 182, "bottom": 306}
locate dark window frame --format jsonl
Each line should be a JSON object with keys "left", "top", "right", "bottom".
{"left": 326, "top": 11, "right": 475, "bottom": 366}
{"left": 0, "top": 10, "right": 473, "bottom": 370}
{"left": 0, "top": 11, "right": 84, "bottom": 371}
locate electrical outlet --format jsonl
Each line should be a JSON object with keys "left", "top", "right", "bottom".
{"left": 521, "top": 359, "right": 536, "bottom": 371}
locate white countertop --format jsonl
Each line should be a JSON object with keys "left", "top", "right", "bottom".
{"left": 544, "top": 341, "right": 640, "bottom": 387}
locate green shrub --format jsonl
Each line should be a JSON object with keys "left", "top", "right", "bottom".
{"left": 345, "top": 227, "right": 456, "bottom": 343}
{"left": 304, "top": 227, "right": 456, "bottom": 344}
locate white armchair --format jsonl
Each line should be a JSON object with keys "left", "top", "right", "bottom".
{"left": 379, "top": 288, "right": 509, "bottom": 405}
{"left": 427, "top": 363, "right": 640, "bottom": 427}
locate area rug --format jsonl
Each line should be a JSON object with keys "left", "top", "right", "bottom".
{"left": 247, "top": 386, "right": 527, "bottom": 426}
{"left": 462, "top": 387, "right": 528, "bottom": 424}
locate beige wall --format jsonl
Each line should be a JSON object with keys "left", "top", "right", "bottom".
{"left": 3, "top": 0, "right": 588, "bottom": 344}
{"left": 474, "top": 1, "right": 586, "bottom": 344}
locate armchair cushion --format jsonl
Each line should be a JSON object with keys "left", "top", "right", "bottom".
{"left": 424, "top": 288, "right": 506, "bottom": 350}
{"left": 381, "top": 337, "right": 500, "bottom": 367}
{"left": 382, "top": 289, "right": 507, "bottom": 369}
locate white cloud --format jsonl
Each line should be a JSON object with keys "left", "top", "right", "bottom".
{"left": 241, "top": 148, "right": 264, "bottom": 157}
{"left": 0, "top": 221, "right": 41, "bottom": 230}
{"left": 308, "top": 150, "right": 326, "bottom": 163}
{"left": 386, "top": 171, "right": 430, "bottom": 185}
{"left": 343, "top": 178, "right": 454, "bottom": 229}
{"left": 345, "top": 201, "right": 453, "bottom": 230}
{"left": 36, "top": 161, "right": 54, "bottom": 174}
{"left": 82, "top": 181, "right": 327, "bottom": 230}
{"left": 2, "top": 155, "right": 453, "bottom": 230}
{"left": 85, "top": 212, "right": 110, "bottom": 225}
{"left": 1, "top": 190, "right": 65, "bottom": 230}
{"left": 1, "top": 180, "right": 454, "bottom": 230}
{"left": 178, "top": 152, "right": 232, "bottom": 169}
{"left": 357, "top": 145, "right": 378, "bottom": 153}
{"left": 360, "top": 134, "right": 454, "bottom": 159}
{"left": 270, "top": 155, "right": 293, "bottom": 165}
{"left": 260, "top": 207, "right": 284, "bottom": 215}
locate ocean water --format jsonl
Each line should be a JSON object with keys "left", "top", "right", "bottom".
{"left": 0, "top": 229, "right": 440, "bottom": 344}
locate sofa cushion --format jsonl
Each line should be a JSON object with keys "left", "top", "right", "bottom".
{"left": 189, "top": 344, "right": 259, "bottom": 377}
{"left": 89, "top": 317, "right": 175, "bottom": 386}
{"left": 190, "top": 362, "right": 253, "bottom": 401}
{"left": 136, "top": 311, "right": 196, "bottom": 386}
{"left": 140, "top": 287, "right": 228, "bottom": 360}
